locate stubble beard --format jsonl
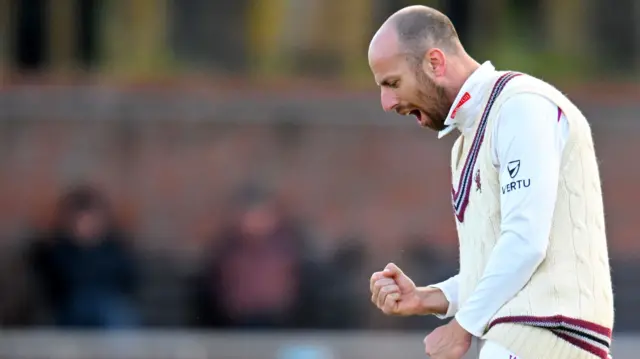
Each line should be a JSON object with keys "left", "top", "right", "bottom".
{"left": 415, "top": 69, "right": 451, "bottom": 132}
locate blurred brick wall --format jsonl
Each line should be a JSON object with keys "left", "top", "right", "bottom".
{"left": 0, "top": 87, "right": 637, "bottom": 260}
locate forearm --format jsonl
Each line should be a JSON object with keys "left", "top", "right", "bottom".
{"left": 414, "top": 286, "right": 451, "bottom": 316}
{"left": 411, "top": 273, "right": 460, "bottom": 317}
{"left": 427, "top": 274, "right": 459, "bottom": 318}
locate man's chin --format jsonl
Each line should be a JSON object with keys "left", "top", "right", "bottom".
{"left": 413, "top": 110, "right": 446, "bottom": 131}
{"left": 419, "top": 120, "right": 446, "bottom": 132}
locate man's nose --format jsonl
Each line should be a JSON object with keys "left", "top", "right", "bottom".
{"left": 381, "top": 88, "right": 399, "bottom": 112}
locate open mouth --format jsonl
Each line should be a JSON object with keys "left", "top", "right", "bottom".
{"left": 410, "top": 109, "right": 425, "bottom": 126}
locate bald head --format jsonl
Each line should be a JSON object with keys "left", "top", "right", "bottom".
{"left": 368, "top": 6, "right": 478, "bottom": 131}
{"left": 373, "top": 5, "right": 460, "bottom": 63}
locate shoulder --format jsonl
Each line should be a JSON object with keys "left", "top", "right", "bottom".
{"left": 490, "top": 92, "right": 563, "bottom": 160}
{"left": 496, "top": 92, "right": 560, "bottom": 133}
{"left": 495, "top": 72, "right": 565, "bottom": 109}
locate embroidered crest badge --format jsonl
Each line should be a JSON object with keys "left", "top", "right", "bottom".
{"left": 475, "top": 168, "right": 482, "bottom": 193}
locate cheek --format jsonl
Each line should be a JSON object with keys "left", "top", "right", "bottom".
{"left": 418, "top": 87, "right": 442, "bottom": 106}
{"left": 397, "top": 87, "right": 421, "bottom": 106}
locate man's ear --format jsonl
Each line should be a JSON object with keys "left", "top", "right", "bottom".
{"left": 423, "top": 48, "right": 446, "bottom": 77}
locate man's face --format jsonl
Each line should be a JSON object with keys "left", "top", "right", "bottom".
{"left": 72, "top": 209, "right": 106, "bottom": 242}
{"left": 369, "top": 35, "right": 451, "bottom": 131}
{"left": 240, "top": 202, "right": 279, "bottom": 241}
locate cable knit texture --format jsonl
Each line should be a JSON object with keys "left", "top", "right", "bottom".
{"left": 450, "top": 72, "right": 614, "bottom": 359}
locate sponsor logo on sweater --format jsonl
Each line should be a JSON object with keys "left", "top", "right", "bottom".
{"left": 502, "top": 159, "right": 530, "bottom": 194}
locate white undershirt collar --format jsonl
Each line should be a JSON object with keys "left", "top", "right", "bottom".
{"left": 438, "top": 61, "right": 497, "bottom": 139}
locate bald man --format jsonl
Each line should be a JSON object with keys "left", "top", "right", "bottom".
{"left": 368, "top": 5, "right": 613, "bottom": 359}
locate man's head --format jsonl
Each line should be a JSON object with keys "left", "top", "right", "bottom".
{"left": 57, "top": 185, "right": 110, "bottom": 243}
{"left": 368, "top": 5, "right": 477, "bottom": 131}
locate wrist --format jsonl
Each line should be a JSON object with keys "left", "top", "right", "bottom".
{"left": 415, "top": 286, "right": 450, "bottom": 316}
{"left": 449, "top": 318, "right": 474, "bottom": 339}
{"left": 454, "top": 310, "right": 484, "bottom": 337}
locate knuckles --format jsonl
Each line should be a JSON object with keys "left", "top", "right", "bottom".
{"left": 369, "top": 271, "right": 400, "bottom": 314}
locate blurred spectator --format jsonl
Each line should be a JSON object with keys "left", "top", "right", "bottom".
{"left": 0, "top": 249, "right": 36, "bottom": 326}
{"left": 398, "top": 234, "right": 458, "bottom": 331}
{"left": 318, "top": 236, "right": 369, "bottom": 329}
{"left": 401, "top": 234, "right": 457, "bottom": 286}
{"left": 27, "top": 185, "right": 139, "bottom": 328}
{"left": 193, "top": 195, "right": 322, "bottom": 329}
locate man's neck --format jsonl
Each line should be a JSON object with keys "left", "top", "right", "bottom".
{"left": 446, "top": 56, "right": 481, "bottom": 104}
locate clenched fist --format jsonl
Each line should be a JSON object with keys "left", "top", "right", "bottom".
{"left": 369, "top": 263, "right": 422, "bottom": 316}
{"left": 370, "top": 263, "right": 450, "bottom": 317}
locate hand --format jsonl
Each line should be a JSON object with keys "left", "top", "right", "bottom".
{"left": 369, "top": 263, "right": 423, "bottom": 316}
{"left": 423, "top": 319, "right": 472, "bottom": 359}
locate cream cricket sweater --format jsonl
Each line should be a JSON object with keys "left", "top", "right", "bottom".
{"left": 450, "top": 72, "right": 614, "bottom": 359}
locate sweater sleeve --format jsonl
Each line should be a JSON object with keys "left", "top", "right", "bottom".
{"left": 454, "top": 93, "right": 569, "bottom": 337}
